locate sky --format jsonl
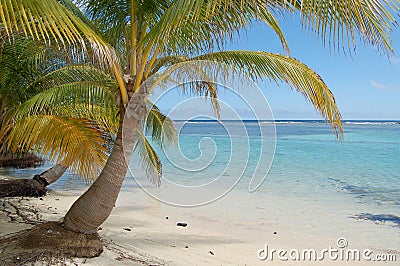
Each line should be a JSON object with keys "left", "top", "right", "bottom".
{"left": 159, "top": 14, "right": 400, "bottom": 121}
{"left": 225, "top": 16, "right": 400, "bottom": 120}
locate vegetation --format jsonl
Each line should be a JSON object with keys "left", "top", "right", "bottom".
{"left": 0, "top": 35, "right": 174, "bottom": 197}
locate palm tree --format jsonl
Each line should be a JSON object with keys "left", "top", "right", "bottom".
{"left": 0, "top": 34, "right": 174, "bottom": 196}
{"left": 0, "top": 35, "right": 113, "bottom": 195}
{"left": 1, "top": 0, "right": 398, "bottom": 239}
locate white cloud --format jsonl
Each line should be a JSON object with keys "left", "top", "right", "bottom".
{"left": 370, "top": 80, "right": 400, "bottom": 92}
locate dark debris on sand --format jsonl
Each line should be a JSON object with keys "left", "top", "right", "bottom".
{"left": 0, "top": 178, "right": 47, "bottom": 198}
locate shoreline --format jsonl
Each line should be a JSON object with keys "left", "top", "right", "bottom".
{"left": 1, "top": 177, "right": 399, "bottom": 265}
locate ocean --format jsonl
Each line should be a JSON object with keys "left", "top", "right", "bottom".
{"left": 131, "top": 120, "right": 400, "bottom": 211}
{"left": 2, "top": 120, "right": 400, "bottom": 250}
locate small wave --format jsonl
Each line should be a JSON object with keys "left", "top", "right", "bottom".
{"left": 344, "top": 121, "right": 400, "bottom": 125}
{"left": 272, "top": 121, "right": 305, "bottom": 124}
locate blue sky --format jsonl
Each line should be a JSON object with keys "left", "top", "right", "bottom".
{"left": 158, "top": 15, "right": 400, "bottom": 121}
{"left": 225, "top": 16, "right": 400, "bottom": 120}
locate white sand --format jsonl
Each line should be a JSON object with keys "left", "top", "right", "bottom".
{"left": 1, "top": 180, "right": 399, "bottom": 265}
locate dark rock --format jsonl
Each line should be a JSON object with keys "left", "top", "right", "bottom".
{"left": 209, "top": 251, "right": 214, "bottom": 255}
{"left": 177, "top": 222, "right": 187, "bottom": 227}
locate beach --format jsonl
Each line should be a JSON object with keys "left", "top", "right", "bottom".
{"left": 1, "top": 177, "right": 399, "bottom": 265}
{"left": 1, "top": 122, "right": 400, "bottom": 265}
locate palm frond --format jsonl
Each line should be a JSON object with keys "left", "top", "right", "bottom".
{"left": 50, "top": 103, "right": 118, "bottom": 135}
{"left": 143, "top": 0, "right": 290, "bottom": 55}
{"left": 149, "top": 55, "right": 190, "bottom": 77}
{"left": 275, "top": 0, "right": 399, "bottom": 55}
{"left": 132, "top": 102, "right": 178, "bottom": 186}
{"left": 0, "top": 0, "right": 127, "bottom": 102}
{"left": 144, "top": 103, "right": 177, "bottom": 147}
{"left": 24, "top": 64, "right": 117, "bottom": 94}
{"left": 6, "top": 115, "right": 108, "bottom": 180}
{"left": 193, "top": 51, "right": 343, "bottom": 136}
{"left": 147, "top": 56, "right": 222, "bottom": 118}
{"left": 17, "top": 80, "right": 118, "bottom": 118}
{"left": 134, "top": 130, "right": 162, "bottom": 186}
{"left": 0, "top": 36, "right": 51, "bottom": 104}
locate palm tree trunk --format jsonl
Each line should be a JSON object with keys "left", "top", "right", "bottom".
{"left": 32, "top": 163, "right": 67, "bottom": 186}
{"left": 63, "top": 87, "right": 147, "bottom": 234}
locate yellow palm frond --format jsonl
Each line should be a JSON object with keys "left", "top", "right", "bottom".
{"left": 50, "top": 103, "right": 119, "bottom": 135}
{"left": 6, "top": 115, "right": 108, "bottom": 180}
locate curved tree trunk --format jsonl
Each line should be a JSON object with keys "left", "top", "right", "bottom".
{"left": 63, "top": 87, "right": 147, "bottom": 234}
{"left": 33, "top": 163, "right": 68, "bottom": 186}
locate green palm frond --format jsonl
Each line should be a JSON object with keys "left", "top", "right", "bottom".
{"left": 194, "top": 50, "right": 343, "bottom": 136}
{"left": 144, "top": 103, "right": 177, "bottom": 147}
{"left": 132, "top": 103, "right": 177, "bottom": 186}
{"left": 6, "top": 115, "right": 108, "bottom": 180}
{"left": 134, "top": 130, "right": 162, "bottom": 186}
{"left": 256, "top": 3, "right": 289, "bottom": 53}
{"left": 75, "top": 0, "right": 131, "bottom": 60}
{"left": 0, "top": 36, "right": 48, "bottom": 68}
{"left": 143, "top": 0, "right": 290, "bottom": 55}
{"left": 17, "top": 81, "right": 118, "bottom": 118}
{"left": 25, "top": 65, "right": 117, "bottom": 94}
{"left": 147, "top": 56, "right": 222, "bottom": 118}
{"left": 0, "top": 37, "right": 50, "bottom": 104}
{"left": 150, "top": 55, "right": 190, "bottom": 77}
{"left": 0, "top": 0, "right": 127, "bottom": 102}
{"left": 275, "top": 0, "right": 399, "bottom": 55}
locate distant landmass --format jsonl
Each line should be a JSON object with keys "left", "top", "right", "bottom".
{"left": 174, "top": 119, "right": 400, "bottom": 124}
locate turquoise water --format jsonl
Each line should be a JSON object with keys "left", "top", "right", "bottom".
{"left": 2, "top": 121, "right": 400, "bottom": 226}
{"left": 133, "top": 121, "right": 400, "bottom": 225}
